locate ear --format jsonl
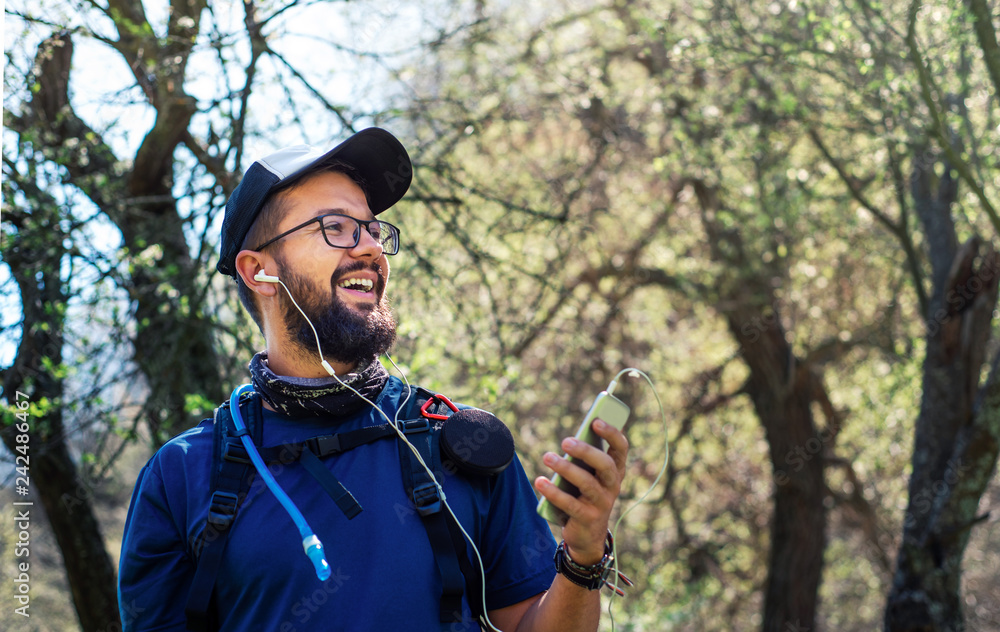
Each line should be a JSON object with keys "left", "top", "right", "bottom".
{"left": 235, "top": 249, "right": 278, "bottom": 297}
{"left": 379, "top": 254, "right": 391, "bottom": 289}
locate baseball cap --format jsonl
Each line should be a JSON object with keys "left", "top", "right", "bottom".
{"left": 216, "top": 127, "right": 412, "bottom": 277}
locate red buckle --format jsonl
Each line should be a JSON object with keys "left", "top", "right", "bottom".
{"left": 420, "top": 394, "right": 458, "bottom": 420}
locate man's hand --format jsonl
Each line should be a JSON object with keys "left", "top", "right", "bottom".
{"left": 534, "top": 419, "right": 629, "bottom": 564}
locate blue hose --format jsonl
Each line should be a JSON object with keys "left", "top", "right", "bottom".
{"left": 229, "top": 384, "right": 331, "bottom": 581}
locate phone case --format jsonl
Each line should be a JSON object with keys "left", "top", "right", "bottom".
{"left": 537, "top": 391, "right": 630, "bottom": 526}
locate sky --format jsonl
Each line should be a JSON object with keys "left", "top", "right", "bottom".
{"left": 0, "top": 0, "right": 451, "bottom": 369}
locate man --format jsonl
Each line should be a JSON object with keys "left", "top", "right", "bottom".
{"left": 118, "top": 127, "right": 630, "bottom": 631}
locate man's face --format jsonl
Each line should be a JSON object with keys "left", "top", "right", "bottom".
{"left": 266, "top": 171, "right": 397, "bottom": 365}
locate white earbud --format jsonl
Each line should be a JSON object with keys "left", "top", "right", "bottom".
{"left": 255, "top": 271, "right": 280, "bottom": 283}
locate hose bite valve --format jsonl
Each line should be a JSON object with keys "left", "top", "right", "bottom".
{"left": 302, "top": 535, "right": 331, "bottom": 581}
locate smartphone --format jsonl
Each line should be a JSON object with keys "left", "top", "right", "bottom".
{"left": 537, "top": 391, "right": 630, "bottom": 526}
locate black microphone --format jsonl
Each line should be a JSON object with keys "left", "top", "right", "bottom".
{"left": 440, "top": 409, "right": 515, "bottom": 476}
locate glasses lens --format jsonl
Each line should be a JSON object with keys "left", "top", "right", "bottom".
{"left": 321, "top": 215, "right": 357, "bottom": 248}
{"left": 320, "top": 215, "right": 399, "bottom": 254}
{"left": 378, "top": 222, "right": 399, "bottom": 255}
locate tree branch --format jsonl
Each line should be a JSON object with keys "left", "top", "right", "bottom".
{"left": 964, "top": 0, "right": 1000, "bottom": 105}
{"left": 907, "top": 0, "right": 1000, "bottom": 238}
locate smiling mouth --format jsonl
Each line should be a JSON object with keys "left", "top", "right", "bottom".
{"left": 332, "top": 262, "right": 384, "bottom": 301}
{"left": 337, "top": 277, "right": 374, "bottom": 291}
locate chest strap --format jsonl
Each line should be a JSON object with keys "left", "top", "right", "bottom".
{"left": 253, "top": 420, "right": 432, "bottom": 521}
{"left": 255, "top": 419, "right": 430, "bottom": 464}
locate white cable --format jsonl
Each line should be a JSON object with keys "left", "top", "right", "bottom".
{"left": 273, "top": 282, "right": 498, "bottom": 628}
{"left": 272, "top": 285, "right": 664, "bottom": 630}
{"left": 602, "top": 367, "right": 669, "bottom": 628}
{"left": 276, "top": 279, "right": 336, "bottom": 375}
{"left": 327, "top": 353, "right": 502, "bottom": 632}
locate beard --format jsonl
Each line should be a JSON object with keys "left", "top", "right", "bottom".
{"left": 275, "top": 257, "right": 397, "bottom": 367}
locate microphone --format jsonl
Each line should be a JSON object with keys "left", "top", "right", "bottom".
{"left": 439, "top": 408, "right": 515, "bottom": 476}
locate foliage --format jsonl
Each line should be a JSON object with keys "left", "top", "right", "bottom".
{"left": 390, "top": 0, "right": 1000, "bottom": 629}
{"left": 2, "top": 0, "right": 1000, "bottom": 630}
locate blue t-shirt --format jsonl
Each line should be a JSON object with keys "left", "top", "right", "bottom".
{"left": 118, "top": 377, "right": 557, "bottom": 631}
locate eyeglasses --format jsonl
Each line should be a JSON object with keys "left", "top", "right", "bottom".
{"left": 254, "top": 213, "right": 401, "bottom": 255}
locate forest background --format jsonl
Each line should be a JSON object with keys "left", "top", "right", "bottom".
{"left": 2, "top": 0, "right": 1000, "bottom": 631}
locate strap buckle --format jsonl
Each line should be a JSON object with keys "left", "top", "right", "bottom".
{"left": 412, "top": 482, "right": 442, "bottom": 516}
{"left": 401, "top": 418, "right": 430, "bottom": 434}
{"left": 222, "top": 441, "right": 250, "bottom": 465}
{"left": 308, "top": 434, "right": 342, "bottom": 457}
{"left": 207, "top": 491, "right": 239, "bottom": 530}
{"left": 420, "top": 394, "right": 459, "bottom": 420}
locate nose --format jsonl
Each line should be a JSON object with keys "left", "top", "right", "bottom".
{"left": 349, "top": 222, "right": 384, "bottom": 259}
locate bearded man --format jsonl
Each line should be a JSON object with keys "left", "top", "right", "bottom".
{"left": 118, "top": 128, "right": 630, "bottom": 632}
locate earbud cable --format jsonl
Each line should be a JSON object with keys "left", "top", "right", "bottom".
{"left": 272, "top": 281, "right": 501, "bottom": 630}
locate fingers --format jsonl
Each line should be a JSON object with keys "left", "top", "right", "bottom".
{"left": 594, "top": 418, "right": 630, "bottom": 477}
{"left": 541, "top": 449, "right": 609, "bottom": 508}
{"left": 535, "top": 419, "right": 633, "bottom": 565}
{"left": 542, "top": 419, "right": 629, "bottom": 502}
{"left": 534, "top": 474, "right": 594, "bottom": 523}
{"left": 559, "top": 435, "right": 618, "bottom": 492}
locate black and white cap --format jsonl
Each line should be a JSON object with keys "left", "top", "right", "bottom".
{"left": 216, "top": 127, "right": 412, "bottom": 278}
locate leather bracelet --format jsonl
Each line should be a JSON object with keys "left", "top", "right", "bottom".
{"left": 553, "top": 531, "right": 633, "bottom": 593}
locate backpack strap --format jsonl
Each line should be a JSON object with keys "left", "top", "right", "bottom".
{"left": 396, "top": 388, "right": 485, "bottom": 628}
{"left": 185, "top": 384, "right": 503, "bottom": 631}
{"left": 185, "top": 391, "right": 264, "bottom": 632}
{"left": 297, "top": 447, "right": 363, "bottom": 519}
{"left": 184, "top": 393, "right": 416, "bottom": 631}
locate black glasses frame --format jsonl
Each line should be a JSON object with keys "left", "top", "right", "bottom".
{"left": 253, "top": 213, "right": 400, "bottom": 255}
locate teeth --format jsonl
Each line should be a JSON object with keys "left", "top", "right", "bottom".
{"left": 338, "top": 277, "right": 374, "bottom": 291}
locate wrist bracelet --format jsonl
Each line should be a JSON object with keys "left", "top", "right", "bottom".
{"left": 553, "top": 531, "right": 633, "bottom": 594}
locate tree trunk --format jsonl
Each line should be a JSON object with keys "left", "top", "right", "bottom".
{"left": 14, "top": 432, "right": 122, "bottom": 631}
{"left": 725, "top": 304, "right": 828, "bottom": 632}
{"left": 2, "top": 206, "right": 121, "bottom": 632}
{"left": 885, "top": 158, "right": 1000, "bottom": 631}
{"left": 693, "top": 179, "right": 827, "bottom": 631}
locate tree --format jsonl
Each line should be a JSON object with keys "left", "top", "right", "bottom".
{"left": 882, "top": 2, "right": 1000, "bottom": 629}
{"left": 2, "top": 148, "right": 121, "bottom": 630}
{"left": 4, "top": 0, "right": 999, "bottom": 629}
{"left": 2, "top": 1, "right": 470, "bottom": 628}
{"left": 391, "top": 0, "right": 1000, "bottom": 630}
{"left": 394, "top": 0, "right": 877, "bottom": 627}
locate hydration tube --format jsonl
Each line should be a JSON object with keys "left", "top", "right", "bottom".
{"left": 228, "top": 384, "right": 331, "bottom": 581}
